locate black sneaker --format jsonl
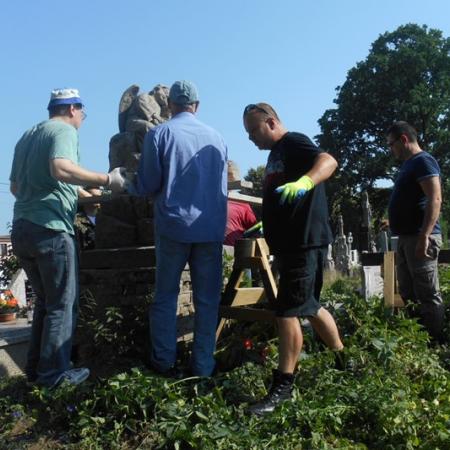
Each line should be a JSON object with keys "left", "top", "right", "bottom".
{"left": 248, "top": 369, "right": 294, "bottom": 416}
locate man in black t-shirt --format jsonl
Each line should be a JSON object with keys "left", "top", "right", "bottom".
{"left": 243, "top": 103, "right": 345, "bottom": 416}
{"left": 387, "top": 121, "right": 444, "bottom": 342}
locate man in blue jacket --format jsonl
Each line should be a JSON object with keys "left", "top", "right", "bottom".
{"left": 131, "top": 81, "right": 228, "bottom": 376}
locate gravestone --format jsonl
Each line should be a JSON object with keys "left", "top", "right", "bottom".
{"left": 362, "top": 265, "right": 384, "bottom": 300}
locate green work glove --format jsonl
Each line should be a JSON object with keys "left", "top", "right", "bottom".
{"left": 243, "top": 221, "right": 263, "bottom": 238}
{"left": 275, "top": 175, "right": 314, "bottom": 205}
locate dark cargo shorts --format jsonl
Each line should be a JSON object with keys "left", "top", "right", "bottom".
{"left": 274, "top": 246, "right": 327, "bottom": 318}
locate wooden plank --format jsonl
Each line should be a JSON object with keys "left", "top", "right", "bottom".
{"left": 78, "top": 179, "right": 258, "bottom": 205}
{"left": 383, "top": 251, "right": 396, "bottom": 308}
{"left": 361, "top": 249, "right": 450, "bottom": 266}
{"left": 78, "top": 194, "right": 128, "bottom": 205}
{"left": 231, "top": 288, "right": 266, "bottom": 306}
{"left": 259, "top": 257, "right": 277, "bottom": 297}
{"left": 228, "top": 180, "right": 253, "bottom": 190}
{"left": 221, "top": 270, "right": 245, "bottom": 305}
{"left": 256, "top": 238, "right": 271, "bottom": 257}
{"left": 219, "top": 306, "right": 275, "bottom": 322}
{"left": 228, "top": 191, "right": 262, "bottom": 207}
{"left": 80, "top": 246, "right": 155, "bottom": 269}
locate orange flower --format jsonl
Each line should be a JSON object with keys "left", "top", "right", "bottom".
{"left": 7, "top": 298, "right": 18, "bottom": 307}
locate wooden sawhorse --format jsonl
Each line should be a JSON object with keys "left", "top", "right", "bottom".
{"left": 216, "top": 238, "right": 277, "bottom": 340}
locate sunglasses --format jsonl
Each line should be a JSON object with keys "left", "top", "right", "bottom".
{"left": 243, "top": 104, "right": 271, "bottom": 116}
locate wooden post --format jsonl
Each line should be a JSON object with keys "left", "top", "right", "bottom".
{"left": 383, "top": 251, "right": 404, "bottom": 308}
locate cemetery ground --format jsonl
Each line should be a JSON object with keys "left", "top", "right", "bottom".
{"left": 1, "top": 269, "right": 450, "bottom": 450}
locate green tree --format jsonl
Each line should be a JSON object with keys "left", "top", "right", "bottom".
{"left": 244, "top": 165, "right": 265, "bottom": 198}
{"left": 317, "top": 24, "right": 450, "bottom": 242}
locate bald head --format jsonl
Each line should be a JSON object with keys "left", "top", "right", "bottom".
{"left": 243, "top": 102, "right": 287, "bottom": 150}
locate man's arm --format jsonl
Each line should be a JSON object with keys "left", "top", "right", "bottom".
{"left": 50, "top": 159, "right": 128, "bottom": 193}
{"left": 275, "top": 152, "right": 338, "bottom": 204}
{"left": 306, "top": 152, "right": 338, "bottom": 185}
{"left": 416, "top": 176, "right": 442, "bottom": 259}
{"left": 50, "top": 159, "right": 109, "bottom": 187}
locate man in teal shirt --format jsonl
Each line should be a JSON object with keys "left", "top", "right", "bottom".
{"left": 9, "top": 88, "right": 126, "bottom": 388}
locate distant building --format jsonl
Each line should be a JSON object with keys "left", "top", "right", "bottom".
{"left": 0, "top": 235, "right": 12, "bottom": 259}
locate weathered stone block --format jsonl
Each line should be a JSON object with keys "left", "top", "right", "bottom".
{"left": 137, "top": 219, "right": 154, "bottom": 245}
{"left": 95, "top": 215, "right": 136, "bottom": 248}
{"left": 133, "top": 197, "right": 153, "bottom": 219}
{"left": 100, "top": 197, "right": 136, "bottom": 224}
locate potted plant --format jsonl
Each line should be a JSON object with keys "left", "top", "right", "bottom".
{"left": 0, "top": 289, "right": 18, "bottom": 322}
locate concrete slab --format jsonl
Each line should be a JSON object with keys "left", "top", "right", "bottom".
{"left": 0, "top": 318, "right": 31, "bottom": 378}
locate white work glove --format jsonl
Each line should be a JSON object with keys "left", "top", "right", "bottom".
{"left": 106, "top": 167, "right": 128, "bottom": 193}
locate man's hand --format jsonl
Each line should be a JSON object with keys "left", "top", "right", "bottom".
{"left": 243, "top": 221, "right": 263, "bottom": 238}
{"left": 415, "top": 234, "right": 431, "bottom": 260}
{"left": 275, "top": 175, "right": 314, "bottom": 204}
{"left": 107, "top": 167, "right": 128, "bottom": 193}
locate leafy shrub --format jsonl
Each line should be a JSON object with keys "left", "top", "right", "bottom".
{"left": 1, "top": 274, "right": 450, "bottom": 449}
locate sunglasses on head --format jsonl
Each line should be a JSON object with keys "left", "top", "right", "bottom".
{"left": 243, "top": 104, "right": 271, "bottom": 116}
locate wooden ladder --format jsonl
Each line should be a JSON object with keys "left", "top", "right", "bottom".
{"left": 216, "top": 238, "right": 277, "bottom": 340}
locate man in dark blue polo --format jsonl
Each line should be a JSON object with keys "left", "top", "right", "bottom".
{"left": 387, "top": 121, "right": 444, "bottom": 342}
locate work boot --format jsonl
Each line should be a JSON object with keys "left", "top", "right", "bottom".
{"left": 248, "top": 369, "right": 294, "bottom": 416}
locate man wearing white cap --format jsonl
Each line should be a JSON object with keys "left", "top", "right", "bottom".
{"left": 9, "top": 88, "right": 126, "bottom": 388}
{"left": 128, "top": 80, "right": 228, "bottom": 377}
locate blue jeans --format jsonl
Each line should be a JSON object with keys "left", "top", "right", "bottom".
{"left": 150, "top": 234, "right": 223, "bottom": 376}
{"left": 11, "top": 219, "right": 79, "bottom": 387}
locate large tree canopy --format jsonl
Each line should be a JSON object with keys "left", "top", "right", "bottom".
{"left": 316, "top": 24, "right": 450, "bottom": 238}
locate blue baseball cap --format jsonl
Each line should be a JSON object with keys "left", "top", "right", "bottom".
{"left": 47, "top": 88, "right": 84, "bottom": 110}
{"left": 169, "top": 80, "right": 199, "bottom": 105}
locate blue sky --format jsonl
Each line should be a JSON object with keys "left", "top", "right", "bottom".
{"left": 1, "top": 0, "right": 449, "bottom": 234}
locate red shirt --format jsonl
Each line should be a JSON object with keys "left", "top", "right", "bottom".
{"left": 224, "top": 200, "right": 257, "bottom": 246}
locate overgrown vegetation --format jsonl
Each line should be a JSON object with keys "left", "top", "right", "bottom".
{"left": 1, "top": 268, "right": 450, "bottom": 449}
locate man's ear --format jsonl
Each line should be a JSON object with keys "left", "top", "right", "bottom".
{"left": 267, "top": 117, "right": 277, "bottom": 130}
{"left": 68, "top": 104, "right": 77, "bottom": 117}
